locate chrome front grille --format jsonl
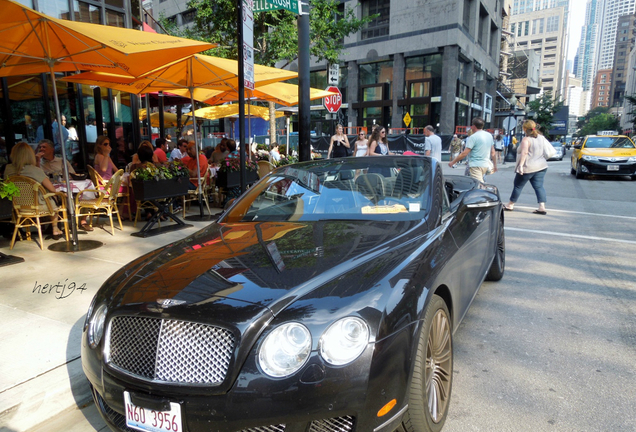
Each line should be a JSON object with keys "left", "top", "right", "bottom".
{"left": 309, "top": 416, "right": 355, "bottom": 432}
{"left": 108, "top": 316, "right": 235, "bottom": 384}
{"left": 239, "top": 425, "right": 286, "bottom": 432}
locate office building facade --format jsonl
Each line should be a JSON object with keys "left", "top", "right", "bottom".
{"left": 509, "top": 0, "right": 569, "bottom": 99}
{"left": 153, "top": 0, "right": 504, "bottom": 136}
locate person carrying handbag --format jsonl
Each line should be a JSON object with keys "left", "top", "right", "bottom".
{"left": 503, "top": 120, "right": 548, "bottom": 215}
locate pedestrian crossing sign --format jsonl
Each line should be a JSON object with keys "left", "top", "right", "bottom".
{"left": 403, "top": 112, "right": 412, "bottom": 127}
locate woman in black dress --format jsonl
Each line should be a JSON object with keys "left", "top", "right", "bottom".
{"left": 327, "top": 124, "right": 350, "bottom": 158}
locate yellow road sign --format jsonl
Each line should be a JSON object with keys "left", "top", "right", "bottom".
{"left": 403, "top": 112, "right": 412, "bottom": 127}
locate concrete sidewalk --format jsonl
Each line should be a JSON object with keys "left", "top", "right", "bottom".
{"left": 0, "top": 208, "right": 220, "bottom": 432}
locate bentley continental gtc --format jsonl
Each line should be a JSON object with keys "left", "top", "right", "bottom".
{"left": 83, "top": 156, "right": 505, "bottom": 432}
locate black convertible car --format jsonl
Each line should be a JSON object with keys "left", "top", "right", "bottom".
{"left": 83, "top": 156, "right": 505, "bottom": 432}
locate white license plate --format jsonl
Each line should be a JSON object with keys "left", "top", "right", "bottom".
{"left": 607, "top": 165, "right": 619, "bottom": 171}
{"left": 124, "top": 391, "right": 182, "bottom": 432}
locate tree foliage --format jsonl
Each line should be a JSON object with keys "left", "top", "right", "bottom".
{"left": 526, "top": 91, "right": 563, "bottom": 139}
{"left": 575, "top": 106, "right": 609, "bottom": 130}
{"left": 577, "top": 113, "right": 619, "bottom": 136}
{"left": 161, "top": 0, "right": 372, "bottom": 68}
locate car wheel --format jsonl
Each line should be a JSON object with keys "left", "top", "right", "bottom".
{"left": 402, "top": 295, "right": 452, "bottom": 432}
{"left": 485, "top": 215, "right": 505, "bottom": 281}
{"left": 575, "top": 163, "right": 585, "bottom": 179}
{"left": 570, "top": 165, "right": 576, "bottom": 175}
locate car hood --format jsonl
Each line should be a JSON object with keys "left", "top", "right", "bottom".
{"left": 581, "top": 148, "right": 636, "bottom": 157}
{"left": 106, "top": 220, "right": 426, "bottom": 318}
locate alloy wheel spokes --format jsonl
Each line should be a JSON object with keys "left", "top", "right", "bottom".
{"left": 426, "top": 309, "right": 452, "bottom": 423}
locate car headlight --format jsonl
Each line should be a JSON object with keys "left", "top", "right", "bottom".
{"left": 83, "top": 294, "right": 98, "bottom": 331}
{"left": 628, "top": 156, "right": 636, "bottom": 163}
{"left": 87, "top": 303, "right": 108, "bottom": 349}
{"left": 320, "top": 317, "right": 369, "bottom": 366}
{"left": 582, "top": 155, "right": 598, "bottom": 161}
{"left": 258, "top": 323, "right": 311, "bottom": 377}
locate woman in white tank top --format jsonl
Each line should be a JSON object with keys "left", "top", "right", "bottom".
{"left": 354, "top": 130, "right": 369, "bottom": 156}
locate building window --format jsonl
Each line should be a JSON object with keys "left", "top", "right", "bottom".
{"left": 532, "top": 18, "right": 544, "bottom": 34}
{"left": 362, "top": 0, "right": 390, "bottom": 40}
{"left": 524, "top": 20, "right": 529, "bottom": 36}
{"left": 182, "top": 9, "right": 196, "bottom": 24}
{"left": 74, "top": 1, "right": 102, "bottom": 24}
{"left": 546, "top": 16, "right": 559, "bottom": 33}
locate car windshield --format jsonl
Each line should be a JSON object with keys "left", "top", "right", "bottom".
{"left": 551, "top": 141, "right": 562, "bottom": 148}
{"left": 221, "top": 157, "right": 433, "bottom": 223}
{"left": 584, "top": 137, "right": 636, "bottom": 149}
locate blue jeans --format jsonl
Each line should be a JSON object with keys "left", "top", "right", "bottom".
{"left": 509, "top": 168, "right": 547, "bottom": 204}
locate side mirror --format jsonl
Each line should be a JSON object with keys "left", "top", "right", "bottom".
{"left": 460, "top": 190, "right": 499, "bottom": 210}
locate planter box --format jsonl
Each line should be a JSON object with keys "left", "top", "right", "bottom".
{"left": 131, "top": 177, "right": 190, "bottom": 201}
{"left": 0, "top": 197, "right": 13, "bottom": 220}
{"left": 216, "top": 170, "right": 259, "bottom": 189}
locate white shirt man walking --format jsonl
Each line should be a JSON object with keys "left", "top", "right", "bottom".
{"left": 423, "top": 125, "right": 442, "bottom": 161}
{"left": 448, "top": 117, "right": 497, "bottom": 182}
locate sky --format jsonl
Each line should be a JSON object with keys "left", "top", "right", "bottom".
{"left": 568, "top": 0, "right": 587, "bottom": 62}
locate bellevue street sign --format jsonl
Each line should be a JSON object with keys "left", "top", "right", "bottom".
{"left": 253, "top": 0, "right": 300, "bottom": 14}
{"left": 324, "top": 86, "right": 342, "bottom": 113}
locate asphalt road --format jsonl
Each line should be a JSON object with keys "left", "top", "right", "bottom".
{"left": 32, "top": 155, "right": 636, "bottom": 432}
{"left": 443, "top": 156, "right": 636, "bottom": 432}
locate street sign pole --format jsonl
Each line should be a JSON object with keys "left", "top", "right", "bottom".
{"left": 298, "top": 1, "right": 310, "bottom": 162}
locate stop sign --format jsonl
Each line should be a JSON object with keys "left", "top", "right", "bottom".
{"left": 324, "top": 86, "right": 342, "bottom": 113}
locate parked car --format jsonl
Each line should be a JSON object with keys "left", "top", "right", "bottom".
{"left": 82, "top": 156, "right": 505, "bottom": 432}
{"left": 570, "top": 134, "right": 636, "bottom": 179}
{"left": 548, "top": 141, "right": 566, "bottom": 161}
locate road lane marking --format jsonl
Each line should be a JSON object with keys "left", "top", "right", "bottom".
{"left": 505, "top": 227, "right": 636, "bottom": 245}
{"left": 512, "top": 205, "right": 636, "bottom": 221}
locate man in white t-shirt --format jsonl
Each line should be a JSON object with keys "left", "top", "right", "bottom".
{"left": 423, "top": 125, "right": 442, "bottom": 161}
{"left": 448, "top": 117, "right": 496, "bottom": 182}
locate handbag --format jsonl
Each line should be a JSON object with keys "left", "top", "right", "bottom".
{"left": 542, "top": 136, "right": 557, "bottom": 159}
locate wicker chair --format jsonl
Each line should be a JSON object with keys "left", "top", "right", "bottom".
{"left": 182, "top": 168, "right": 212, "bottom": 217}
{"left": 75, "top": 169, "right": 124, "bottom": 235}
{"left": 257, "top": 160, "right": 275, "bottom": 179}
{"left": 88, "top": 165, "right": 132, "bottom": 221}
{"left": 7, "top": 175, "right": 69, "bottom": 250}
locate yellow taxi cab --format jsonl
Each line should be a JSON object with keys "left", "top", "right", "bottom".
{"left": 570, "top": 134, "right": 636, "bottom": 179}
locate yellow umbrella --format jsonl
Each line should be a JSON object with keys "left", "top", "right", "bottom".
{"left": 0, "top": 0, "right": 215, "bottom": 78}
{"left": 139, "top": 110, "right": 192, "bottom": 128}
{"left": 62, "top": 55, "right": 297, "bottom": 95}
{"left": 62, "top": 56, "right": 297, "bottom": 219}
{"left": 192, "top": 104, "right": 286, "bottom": 121}
{"left": 203, "top": 82, "right": 338, "bottom": 107}
{"left": 0, "top": 0, "right": 214, "bottom": 249}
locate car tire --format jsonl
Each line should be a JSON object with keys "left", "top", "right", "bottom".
{"left": 575, "top": 163, "right": 585, "bottom": 179}
{"left": 402, "top": 295, "right": 452, "bottom": 432}
{"left": 485, "top": 215, "right": 505, "bottom": 281}
{"left": 570, "top": 166, "right": 576, "bottom": 175}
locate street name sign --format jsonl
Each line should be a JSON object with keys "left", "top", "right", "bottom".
{"left": 253, "top": 0, "right": 300, "bottom": 14}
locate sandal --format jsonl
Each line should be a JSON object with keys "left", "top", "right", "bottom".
{"left": 79, "top": 222, "right": 94, "bottom": 231}
{"left": 533, "top": 210, "right": 547, "bottom": 215}
{"left": 503, "top": 205, "right": 514, "bottom": 211}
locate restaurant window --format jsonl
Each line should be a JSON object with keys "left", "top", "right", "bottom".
{"left": 40, "top": 0, "right": 71, "bottom": 19}
{"left": 106, "top": 9, "right": 125, "bottom": 27}
{"left": 105, "top": 0, "right": 125, "bottom": 7}
{"left": 4, "top": 75, "right": 48, "bottom": 146}
{"left": 74, "top": 1, "right": 102, "bottom": 24}
{"left": 361, "top": 0, "right": 390, "bottom": 40}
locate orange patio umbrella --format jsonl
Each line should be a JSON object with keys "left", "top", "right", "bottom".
{"left": 62, "top": 56, "right": 297, "bottom": 219}
{"left": 203, "top": 81, "right": 337, "bottom": 107}
{"left": 0, "top": 0, "right": 215, "bottom": 250}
